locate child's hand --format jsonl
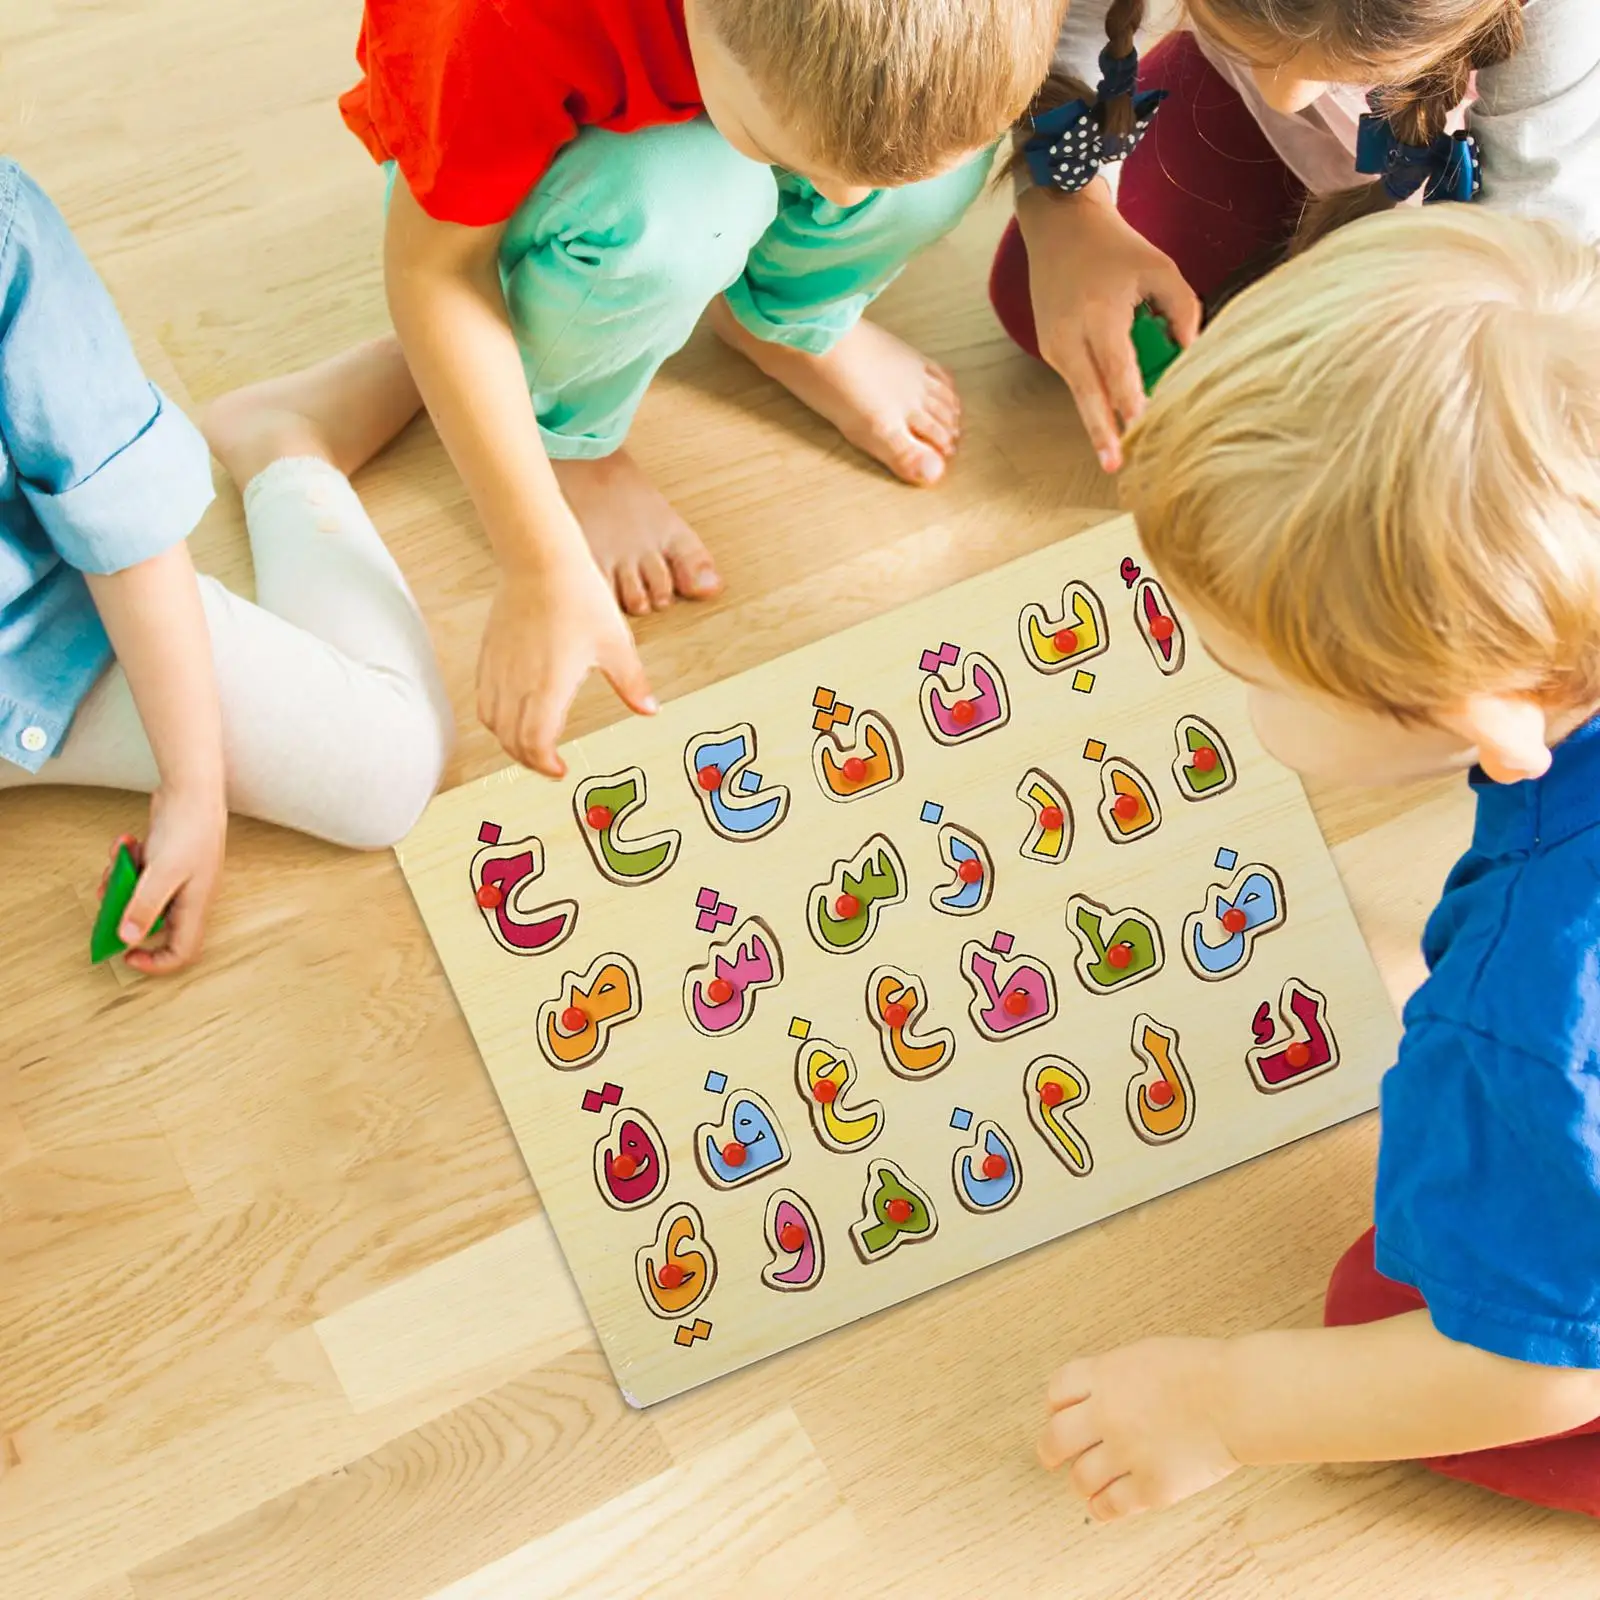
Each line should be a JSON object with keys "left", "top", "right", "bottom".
{"left": 1016, "top": 183, "right": 1201, "bottom": 473}
{"left": 1038, "top": 1337, "right": 1241, "bottom": 1521}
{"left": 116, "top": 787, "right": 229, "bottom": 976}
{"left": 477, "top": 552, "right": 658, "bottom": 777}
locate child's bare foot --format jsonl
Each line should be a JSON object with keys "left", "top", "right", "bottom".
{"left": 707, "top": 298, "right": 961, "bottom": 486}
{"left": 552, "top": 452, "right": 722, "bottom": 618}
{"left": 202, "top": 336, "right": 423, "bottom": 488}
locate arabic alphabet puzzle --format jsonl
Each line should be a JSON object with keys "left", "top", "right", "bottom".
{"left": 397, "top": 515, "right": 1399, "bottom": 1406}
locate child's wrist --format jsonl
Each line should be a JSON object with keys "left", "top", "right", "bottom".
{"left": 157, "top": 759, "right": 227, "bottom": 814}
{"left": 1018, "top": 175, "right": 1112, "bottom": 220}
{"left": 1208, "top": 1334, "right": 1274, "bottom": 1468}
{"left": 494, "top": 501, "right": 591, "bottom": 584}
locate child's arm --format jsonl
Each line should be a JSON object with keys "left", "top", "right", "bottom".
{"left": 1472, "top": 0, "right": 1600, "bottom": 238}
{"left": 83, "top": 544, "right": 227, "bottom": 973}
{"left": 1040, "top": 1314, "right": 1600, "bottom": 1520}
{"left": 0, "top": 163, "right": 222, "bottom": 969}
{"left": 1015, "top": 179, "right": 1200, "bottom": 473}
{"left": 1015, "top": 3, "right": 1201, "bottom": 473}
{"left": 382, "top": 180, "right": 656, "bottom": 778}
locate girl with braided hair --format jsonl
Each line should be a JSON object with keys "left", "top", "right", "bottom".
{"left": 992, "top": 0, "right": 1599, "bottom": 470}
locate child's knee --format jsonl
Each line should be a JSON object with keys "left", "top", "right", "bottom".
{"left": 323, "top": 678, "right": 455, "bottom": 851}
{"left": 503, "top": 122, "right": 777, "bottom": 338}
{"left": 1323, "top": 1226, "right": 1428, "bottom": 1329}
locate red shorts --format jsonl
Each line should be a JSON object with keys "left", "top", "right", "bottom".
{"left": 1326, "top": 1227, "right": 1600, "bottom": 1517}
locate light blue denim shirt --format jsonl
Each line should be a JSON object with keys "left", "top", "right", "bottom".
{"left": 0, "top": 158, "right": 214, "bottom": 772}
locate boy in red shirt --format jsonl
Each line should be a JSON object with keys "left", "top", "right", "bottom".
{"left": 340, "top": 0, "right": 1060, "bottom": 774}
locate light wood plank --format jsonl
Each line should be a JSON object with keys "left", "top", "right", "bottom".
{"left": 127, "top": 1355, "right": 672, "bottom": 1600}
{"left": 315, "top": 1216, "right": 597, "bottom": 1413}
{"left": 420, "top": 1410, "right": 861, "bottom": 1600}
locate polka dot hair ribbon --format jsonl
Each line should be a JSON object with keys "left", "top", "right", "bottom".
{"left": 1023, "top": 46, "right": 1167, "bottom": 194}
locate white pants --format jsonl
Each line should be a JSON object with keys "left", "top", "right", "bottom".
{"left": 0, "top": 457, "right": 453, "bottom": 849}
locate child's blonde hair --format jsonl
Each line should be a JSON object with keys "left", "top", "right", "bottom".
{"left": 702, "top": 0, "right": 1064, "bottom": 186}
{"left": 1121, "top": 209, "right": 1600, "bottom": 723}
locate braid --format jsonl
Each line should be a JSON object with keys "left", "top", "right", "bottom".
{"left": 1293, "top": 0, "right": 1523, "bottom": 251}
{"left": 997, "top": 0, "right": 1149, "bottom": 185}
{"left": 1101, "top": 0, "right": 1149, "bottom": 140}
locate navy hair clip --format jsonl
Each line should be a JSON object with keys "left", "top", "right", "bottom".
{"left": 1354, "top": 112, "right": 1482, "bottom": 205}
{"left": 1024, "top": 45, "right": 1167, "bottom": 194}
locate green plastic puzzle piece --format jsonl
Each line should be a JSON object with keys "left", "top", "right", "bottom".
{"left": 90, "top": 842, "right": 164, "bottom": 964}
{"left": 1131, "top": 304, "right": 1182, "bottom": 393}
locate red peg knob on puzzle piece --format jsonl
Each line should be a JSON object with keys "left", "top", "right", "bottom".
{"left": 1221, "top": 907, "right": 1248, "bottom": 934}
{"left": 779, "top": 1223, "right": 806, "bottom": 1252}
{"left": 561, "top": 1005, "right": 587, "bottom": 1033}
{"left": 1285, "top": 1041, "right": 1312, "bottom": 1069}
{"left": 981, "top": 1152, "right": 1008, "bottom": 1179}
{"left": 1053, "top": 628, "right": 1078, "bottom": 654}
{"left": 1193, "top": 746, "right": 1219, "bottom": 772}
{"left": 696, "top": 765, "right": 723, "bottom": 791}
{"left": 884, "top": 1001, "right": 910, "bottom": 1029}
{"left": 885, "top": 1197, "right": 914, "bottom": 1224}
{"left": 951, "top": 700, "right": 977, "bottom": 728}
{"left": 957, "top": 858, "right": 983, "bottom": 884}
{"left": 476, "top": 882, "right": 503, "bottom": 909}
{"left": 835, "top": 893, "right": 861, "bottom": 919}
{"left": 707, "top": 977, "right": 735, "bottom": 1005}
{"left": 613, "top": 1153, "right": 639, "bottom": 1180}
{"left": 1040, "top": 806, "right": 1065, "bottom": 831}
{"left": 1002, "top": 989, "right": 1030, "bottom": 1017}
{"left": 657, "top": 1261, "right": 686, "bottom": 1290}
{"left": 1149, "top": 614, "right": 1175, "bottom": 641}
{"left": 1113, "top": 792, "right": 1141, "bottom": 821}
{"left": 1147, "top": 1079, "right": 1174, "bottom": 1108}
{"left": 1107, "top": 942, "right": 1134, "bottom": 969}
{"left": 812, "top": 1078, "right": 838, "bottom": 1104}
{"left": 842, "top": 756, "right": 868, "bottom": 783}
{"left": 1040, "top": 1080, "right": 1066, "bottom": 1107}
{"left": 722, "top": 1140, "right": 748, "bottom": 1167}
{"left": 585, "top": 803, "right": 613, "bottom": 830}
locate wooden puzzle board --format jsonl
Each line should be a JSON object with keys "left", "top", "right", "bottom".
{"left": 397, "top": 515, "right": 1399, "bottom": 1407}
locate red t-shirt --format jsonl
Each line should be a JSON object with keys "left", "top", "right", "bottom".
{"left": 340, "top": 0, "right": 703, "bottom": 226}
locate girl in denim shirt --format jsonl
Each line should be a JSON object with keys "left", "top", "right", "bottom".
{"left": 0, "top": 162, "right": 452, "bottom": 971}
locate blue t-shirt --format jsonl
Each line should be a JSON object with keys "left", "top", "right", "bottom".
{"left": 1376, "top": 715, "right": 1600, "bottom": 1368}
{"left": 0, "top": 158, "right": 214, "bottom": 772}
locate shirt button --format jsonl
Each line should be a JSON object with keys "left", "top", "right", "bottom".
{"left": 19, "top": 726, "right": 47, "bottom": 753}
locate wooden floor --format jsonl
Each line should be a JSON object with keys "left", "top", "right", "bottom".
{"left": 2, "top": 4, "right": 1594, "bottom": 1596}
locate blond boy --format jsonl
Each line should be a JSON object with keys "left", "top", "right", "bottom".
{"left": 340, "top": 0, "right": 1061, "bottom": 773}
{"left": 1040, "top": 208, "right": 1600, "bottom": 1519}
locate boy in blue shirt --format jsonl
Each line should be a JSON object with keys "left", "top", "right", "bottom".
{"left": 1038, "top": 207, "right": 1600, "bottom": 1519}
{"left": 0, "top": 160, "right": 452, "bottom": 970}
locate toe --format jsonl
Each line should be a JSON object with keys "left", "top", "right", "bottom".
{"left": 925, "top": 363, "right": 962, "bottom": 411}
{"left": 665, "top": 532, "right": 723, "bottom": 600}
{"left": 616, "top": 564, "right": 652, "bottom": 617}
{"left": 877, "top": 426, "right": 947, "bottom": 486}
{"left": 641, "top": 552, "right": 676, "bottom": 611}
{"left": 929, "top": 385, "right": 963, "bottom": 435}
{"left": 926, "top": 387, "right": 962, "bottom": 435}
{"left": 910, "top": 409, "right": 958, "bottom": 457}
